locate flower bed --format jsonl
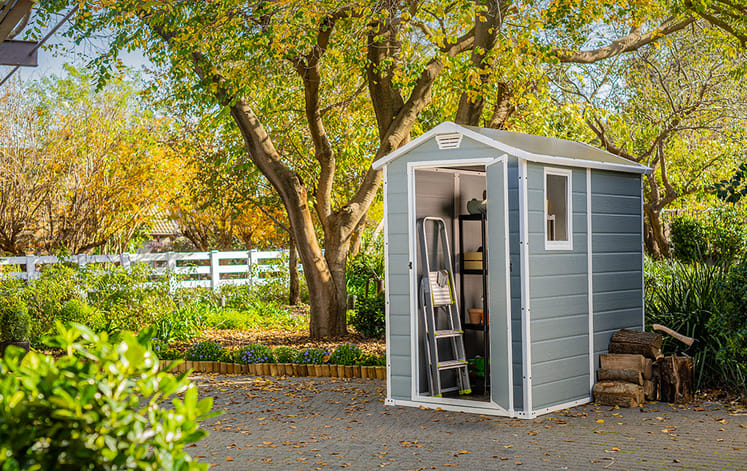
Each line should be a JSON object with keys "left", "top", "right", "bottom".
{"left": 155, "top": 340, "right": 386, "bottom": 380}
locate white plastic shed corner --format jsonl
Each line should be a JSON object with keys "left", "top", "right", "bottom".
{"left": 374, "top": 122, "right": 651, "bottom": 418}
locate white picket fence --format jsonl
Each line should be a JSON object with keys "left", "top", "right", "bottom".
{"left": 0, "top": 250, "right": 294, "bottom": 290}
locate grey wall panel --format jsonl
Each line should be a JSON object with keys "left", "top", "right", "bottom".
{"left": 525, "top": 163, "right": 590, "bottom": 409}
{"left": 593, "top": 253, "right": 644, "bottom": 273}
{"left": 388, "top": 275, "right": 411, "bottom": 296}
{"left": 592, "top": 234, "right": 642, "bottom": 253}
{"left": 530, "top": 294, "right": 588, "bottom": 319}
{"left": 592, "top": 214, "right": 643, "bottom": 233}
{"left": 593, "top": 272, "right": 643, "bottom": 293}
{"left": 389, "top": 311, "right": 411, "bottom": 334}
{"left": 533, "top": 375, "right": 589, "bottom": 409}
{"left": 591, "top": 171, "right": 641, "bottom": 196}
{"left": 388, "top": 192, "right": 409, "bottom": 213}
{"left": 390, "top": 354, "right": 412, "bottom": 377}
{"left": 388, "top": 234, "right": 409, "bottom": 253}
{"left": 531, "top": 334, "right": 589, "bottom": 364}
{"left": 507, "top": 156, "right": 523, "bottom": 411}
{"left": 592, "top": 194, "right": 641, "bottom": 214}
{"left": 388, "top": 171, "right": 408, "bottom": 191}
{"left": 590, "top": 170, "right": 644, "bottom": 387}
{"left": 531, "top": 314, "right": 589, "bottom": 342}
{"left": 390, "top": 375, "right": 410, "bottom": 400}
{"left": 529, "top": 274, "right": 588, "bottom": 300}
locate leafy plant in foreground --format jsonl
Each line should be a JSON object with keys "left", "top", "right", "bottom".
{"left": 0, "top": 323, "right": 217, "bottom": 470}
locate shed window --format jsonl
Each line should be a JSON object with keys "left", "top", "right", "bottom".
{"left": 544, "top": 168, "right": 572, "bottom": 250}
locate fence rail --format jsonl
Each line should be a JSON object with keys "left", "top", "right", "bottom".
{"left": 0, "top": 250, "right": 295, "bottom": 290}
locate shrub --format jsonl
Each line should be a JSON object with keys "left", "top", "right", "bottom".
{"left": 706, "top": 207, "right": 747, "bottom": 267}
{"left": 295, "top": 347, "right": 329, "bottom": 365}
{"left": 353, "top": 352, "right": 381, "bottom": 367}
{"left": 58, "top": 298, "right": 97, "bottom": 325}
{"left": 0, "top": 323, "right": 217, "bottom": 470}
{"left": 22, "top": 264, "right": 83, "bottom": 341}
{"left": 0, "top": 291, "right": 30, "bottom": 343}
{"left": 149, "top": 337, "right": 171, "bottom": 358}
{"left": 185, "top": 341, "right": 225, "bottom": 362}
{"left": 670, "top": 216, "right": 708, "bottom": 263}
{"left": 351, "top": 293, "right": 385, "bottom": 338}
{"left": 346, "top": 236, "right": 384, "bottom": 299}
{"left": 329, "top": 343, "right": 363, "bottom": 365}
{"left": 234, "top": 344, "right": 275, "bottom": 364}
{"left": 273, "top": 346, "right": 298, "bottom": 363}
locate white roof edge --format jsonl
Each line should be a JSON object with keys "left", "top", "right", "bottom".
{"left": 372, "top": 121, "right": 652, "bottom": 175}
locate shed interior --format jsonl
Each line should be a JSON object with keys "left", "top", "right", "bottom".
{"left": 414, "top": 165, "right": 491, "bottom": 402}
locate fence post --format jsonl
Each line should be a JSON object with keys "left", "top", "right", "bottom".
{"left": 120, "top": 252, "right": 131, "bottom": 270}
{"left": 167, "top": 252, "right": 177, "bottom": 294}
{"left": 247, "top": 250, "right": 254, "bottom": 285}
{"left": 210, "top": 250, "right": 220, "bottom": 291}
{"left": 77, "top": 254, "right": 88, "bottom": 271}
{"left": 25, "top": 255, "right": 36, "bottom": 282}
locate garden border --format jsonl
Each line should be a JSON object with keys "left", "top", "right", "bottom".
{"left": 159, "top": 360, "right": 386, "bottom": 380}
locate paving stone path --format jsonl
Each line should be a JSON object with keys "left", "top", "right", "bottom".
{"left": 188, "top": 374, "right": 746, "bottom": 470}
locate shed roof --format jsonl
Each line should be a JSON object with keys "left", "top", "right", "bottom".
{"left": 372, "top": 122, "right": 651, "bottom": 175}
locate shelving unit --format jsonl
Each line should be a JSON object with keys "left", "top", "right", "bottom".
{"left": 457, "top": 213, "right": 490, "bottom": 395}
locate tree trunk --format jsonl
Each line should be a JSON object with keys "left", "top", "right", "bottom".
{"left": 288, "top": 235, "right": 300, "bottom": 306}
{"left": 644, "top": 205, "right": 671, "bottom": 258}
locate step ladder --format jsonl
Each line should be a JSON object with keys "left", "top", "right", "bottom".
{"left": 417, "top": 217, "right": 471, "bottom": 397}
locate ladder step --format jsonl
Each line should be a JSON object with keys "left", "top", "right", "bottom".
{"left": 437, "top": 360, "right": 468, "bottom": 370}
{"left": 433, "top": 329, "right": 463, "bottom": 338}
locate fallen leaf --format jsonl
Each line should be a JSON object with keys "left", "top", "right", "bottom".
{"left": 596, "top": 419, "right": 604, "bottom": 423}
{"left": 454, "top": 450, "right": 470, "bottom": 456}
{"left": 226, "top": 457, "right": 234, "bottom": 461}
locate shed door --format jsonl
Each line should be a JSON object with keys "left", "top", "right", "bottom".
{"left": 486, "top": 157, "right": 513, "bottom": 412}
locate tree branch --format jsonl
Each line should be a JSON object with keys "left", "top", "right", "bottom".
{"left": 555, "top": 18, "right": 695, "bottom": 64}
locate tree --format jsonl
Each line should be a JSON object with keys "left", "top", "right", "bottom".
{"left": 554, "top": 24, "right": 747, "bottom": 256}
{"left": 0, "top": 68, "right": 182, "bottom": 255}
{"left": 40, "top": 0, "right": 697, "bottom": 336}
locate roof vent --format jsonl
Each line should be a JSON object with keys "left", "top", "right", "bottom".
{"left": 436, "top": 133, "right": 463, "bottom": 150}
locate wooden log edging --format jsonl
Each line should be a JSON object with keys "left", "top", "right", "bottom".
{"left": 158, "top": 360, "right": 386, "bottom": 380}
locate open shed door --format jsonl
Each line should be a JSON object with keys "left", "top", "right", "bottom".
{"left": 486, "top": 157, "right": 513, "bottom": 413}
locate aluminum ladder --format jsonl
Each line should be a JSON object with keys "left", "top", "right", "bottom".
{"left": 417, "top": 217, "right": 471, "bottom": 397}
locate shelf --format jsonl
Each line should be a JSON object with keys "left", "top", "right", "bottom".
{"left": 463, "top": 323, "right": 485, "bottom": 330}
{"left": 459, "top": 213, "right": 484, "bottom": 221}
{"left": 462, "top": 269, "right": 487, "bottom": 275}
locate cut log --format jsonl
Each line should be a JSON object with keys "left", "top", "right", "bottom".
{"left": 597, "top": 368, "right": 644, "bottom": 385}
{"left": 659, "top": 355, "right": 694, "bottom": 404}
{"left": 643, "top": 358, "right": 653, "bottom": 380}
{"left": 593, "top": 381, "right": 645, "bottom": 408}
{"left": 609, "top": 341, "right": 663, "bottom": 359}
{"left": 600, "top": 353, "right": 646, "bottom": 372}
{"left": 643, "top": 379, "right": 657, "bottom": 401}
{"left": 611, "top": 329, "right": 663, "bottom": 348}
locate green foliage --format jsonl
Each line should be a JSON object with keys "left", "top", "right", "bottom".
{"left": 185, "top": 341, "right": 225, "bottom": 362}
{"left": 669, "top": 208, "right": 747, "bottom": 267}
{"left": 0, "top": 294, "right": 29, "bottom": 343}
{"left": 645, "top": 259, "right": 746, "bottom": 392}
{"left": 295, "top": 348, "right": 329, "bottom": 365}
{"left": 0, "top": 323, "right": 216, "bottom": 470}
{"left": 328, "top": 343, "right": 363, "bottom": 366}
{"left": 58, "top": 298, "right": 97, "bottom": 325}
{"left": 152, "top": 303, "right": 206, "bottom": 342}
{"left": 670, "top": 216, "right": 708, "bottom": 263}
{"left": 234, "top": 344, "right": 275, "bottom": 364}
{"left": 350, "top": 294, "right": 385, "bottom": 338}
{"left": 346, "top": 236, "right": 384, "bottom": 299}
{"left": 22, "top": 264, "right": 84, "bottom": 340}
{"left": 203, "top": 301, "right": 306, "bottom": 331}
{"left": 273, "top": 346, "right": 299, "bottom": 363}
{"left": 713, "top": 163, "right": 747, "bottom": 203}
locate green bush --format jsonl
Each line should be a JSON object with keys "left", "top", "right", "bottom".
{"left": 273, "top": 346, "right": 298, "bottom": 363}
{"left": 0, "top": 323, "right": 217, "bottom": 470}
{"left": 351, "top": 293, "right": 385, "bottom": 338}
{"left": 670, "top": 216, "right": 708, "bottom": 263}
{"left": 22, "top": 264, "right": 84, "bottom": 341}
{"left": 346, "top": 236, "right": 384, "bottom": 299}
{"left": 0, "top": 295, "right": 29, "bottom": 343}
{"left": 234, "top": 344, "right": 275, "bottom": 364}
{"left": 329, "top": 343, "right": 363, "bottom": 365}
{"left": 58, "top": 298, "right": 97, "bottom": 325}
{"left": 295, "top": 348, "right": 329, "bottom": 365}
{"left": 203, "top": 302, "right": 306, "bottom": 331}
{"left": 185, "top": 341, "right": 225, "bottom": 362}
{"left": 706, "top": 207, "right": 747, "bottom": 267}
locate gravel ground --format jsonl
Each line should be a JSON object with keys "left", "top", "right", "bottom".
{"left": 187, "top": 373, "right": 747, "bottom": 471}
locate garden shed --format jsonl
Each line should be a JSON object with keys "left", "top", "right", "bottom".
{"left": 373, "top": 121, "right": 651, "bottom": 418}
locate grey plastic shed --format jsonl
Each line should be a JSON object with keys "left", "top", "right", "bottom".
{"left": 373, "top": 121, "right": 651, "bottom": 418}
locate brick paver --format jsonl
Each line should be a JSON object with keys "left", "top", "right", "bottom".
{"left": 188, "top": 374, "right": 746, "bottom": 470}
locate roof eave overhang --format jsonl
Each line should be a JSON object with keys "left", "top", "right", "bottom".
{"left": 372, "top": 122, "right": 651, "bottom": 175}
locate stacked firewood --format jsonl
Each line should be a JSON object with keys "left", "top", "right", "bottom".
{"left": 592, "top": 329, "right": 662, "bottom": 407}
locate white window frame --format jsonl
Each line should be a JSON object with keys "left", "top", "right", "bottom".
{"left": 544, "top": 167, "right": 573, "bottom": 251}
